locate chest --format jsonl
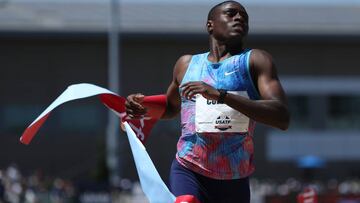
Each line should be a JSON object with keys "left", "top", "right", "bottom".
{"left": 182, "top": 56, "right": 247, "bottom": 91}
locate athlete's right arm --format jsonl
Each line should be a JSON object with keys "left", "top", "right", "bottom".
{"left": 125, "top": 55, "right": 191, "bottom": 119}
{"left": 161, "top": 55, "right": 192, "bottom": 119}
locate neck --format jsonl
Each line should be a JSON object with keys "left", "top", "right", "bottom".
{"left": 208, "top": 37, "right": 244, "bottom": 63}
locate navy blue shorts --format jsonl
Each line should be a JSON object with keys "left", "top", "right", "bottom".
{"left": 169, "top": 159, "right": 250, "bottom": 203}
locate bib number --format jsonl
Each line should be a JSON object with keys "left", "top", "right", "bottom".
{"left": 195, "top": 91, "right": 250, "bottom": 133}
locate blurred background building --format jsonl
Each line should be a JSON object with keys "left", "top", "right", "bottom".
{"left": 0, "top": 0, "right": 360, "bottom": 202}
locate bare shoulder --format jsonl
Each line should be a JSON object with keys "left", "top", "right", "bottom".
{"left": 248, "top": 49, "right": 278, "bottom": 79}
{"left": 174, "top": 55, "right": 192, "bottom": 72}
{"left": 178, "top": 54, "right": 193, "bottom": 62}
{"left": 249, "top": 49, "right": 274, "bottom": 68}
{"left": 173, "top": 54, "right": 193, "bottom": 84}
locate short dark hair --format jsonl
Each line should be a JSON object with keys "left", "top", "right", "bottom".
{"left": 207, "top": 1, "right": 243, "bottom": 20}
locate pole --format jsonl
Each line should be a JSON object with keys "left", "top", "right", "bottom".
{"left": 106, "top": 0, "right": 122, "bottom": 187}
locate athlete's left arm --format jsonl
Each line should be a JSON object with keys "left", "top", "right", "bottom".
{"left": 226, "top": 49, "right": 290, "bottom": 130}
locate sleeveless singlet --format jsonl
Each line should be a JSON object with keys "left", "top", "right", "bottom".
{"left": 176, "top": 49, "right": 260, "bottom": 180}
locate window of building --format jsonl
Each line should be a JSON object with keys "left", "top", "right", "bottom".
{"left": 328, "top": 96, "right": 360, "bottom": 129}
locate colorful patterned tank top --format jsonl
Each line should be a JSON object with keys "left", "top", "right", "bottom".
{"left": 176, "top": 49, "right": 260, "bottom": 180}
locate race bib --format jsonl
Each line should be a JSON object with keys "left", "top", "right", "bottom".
{"left": 195, "top": 91, "right": 250, "bottom": 133}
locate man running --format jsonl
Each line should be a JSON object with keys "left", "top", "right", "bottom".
{"left": 126, "top": 1, "right": 290, "bottom": 202}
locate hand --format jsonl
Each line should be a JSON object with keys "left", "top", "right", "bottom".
{"left": 180, "top": 81, "right": 220, "bottom": 100}
{"left": 125, "top": 93, "right": 147, "bottom": 118}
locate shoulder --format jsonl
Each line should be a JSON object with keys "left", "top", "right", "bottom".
{"left": 173, "top": 54, "right": 193, "bottom": 84}
{"left": 248, "top": 49, "right": 276, "bottom": 75}
{"left": 174, "top": 54, "right": 192, "bottom": 74}
{"left": 249, "top": 49, "right": 274, "bottom": 67}
{"left": 175, "top": 55, "right": 193, "bottom": 67}
{"left": 246, "top": 49, "right": 279, "bottom": 84}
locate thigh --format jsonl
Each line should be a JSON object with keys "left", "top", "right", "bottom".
{"left": 169, "top": 160, "right": 207, "bottom": 203}
{"left": 204, "top": 177, "right": 250, "bottom": 203}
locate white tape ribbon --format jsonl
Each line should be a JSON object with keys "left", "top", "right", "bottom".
{"left": 20, "top": 83, "right": 175, "bottom": 203}
{"left": 124, "top": 122, "right": 176, "bottom": 203}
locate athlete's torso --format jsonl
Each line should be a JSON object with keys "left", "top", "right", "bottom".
{"left": 176, "top": 49, "right": 259, "bottom": 180}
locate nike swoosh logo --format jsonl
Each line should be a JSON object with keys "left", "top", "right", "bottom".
{"left": 224, "top": 69, "right": 238, "bottom": 76}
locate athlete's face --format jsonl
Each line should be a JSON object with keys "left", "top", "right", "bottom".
{"left": 207, "top": 2, "right": 249, "bottom": 42}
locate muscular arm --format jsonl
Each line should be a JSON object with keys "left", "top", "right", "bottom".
{"left": 161, "top": 55, "right": 192, "bottom": 119}
{"left": 125, "top": 55, "right": 191, "bottom": 119}
{"left": 223, "top": 49, "right": 290, "bottom": 130}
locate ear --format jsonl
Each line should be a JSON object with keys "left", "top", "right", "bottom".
{"left": 206, "top": 20, "right": 213, "bottom": 34}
